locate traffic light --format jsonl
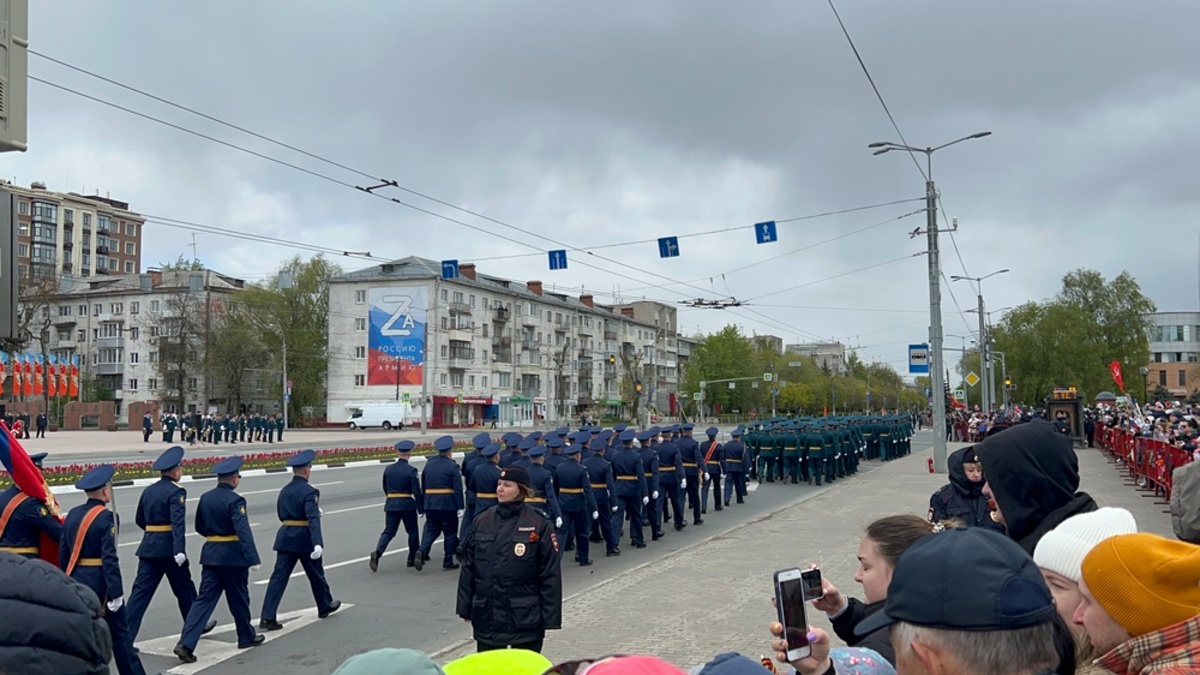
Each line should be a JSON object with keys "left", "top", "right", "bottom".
{"left": 608, "top": 356, "right": 616, "bottom": 365}
{"left": 635, "top": 380, "right": 643, "bottom": 393}
{"left": 1004, "top": 377, "right": 1012, "bottom": 388}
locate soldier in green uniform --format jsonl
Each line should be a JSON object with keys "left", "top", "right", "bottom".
{"left": 164, "top": 413, "right": 177, "bottom": 444}
{"left": 744, "top": 424, "right": 760, "bottom": 482}
{"left": 276, "top": 414, "right": 285, "bottom": 442}
{"left": 803, "top": 425, "right": 825, "bottom": 486}
{"left": 878, "top": 417, "right": 893, "bottom": 461}
{"left": 779, "top": 424, "right": 801, "bottom": 484}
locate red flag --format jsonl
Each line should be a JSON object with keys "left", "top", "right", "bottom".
{"left": 46, "top": 360, "right": 57, "bottom": 398}
{"left": 22, "top": 358, "right": 33, "bottom": 397}
{"left": 69, "top": 362, "right": 79, "bottom": 398}
{"left": 58, "top": 362, "right": 68, "bottom": 397}
{"left": 11, "top": 357, "right": 22, "bottom": 397}
{"left": 1110, "top": 360, "right": 1125, "bottom": 393}
{"left": 0, "top": 422, "right": 63, "bottom": 565}
{"left": 32, "top": 358, "right": 43, "bottom": 396}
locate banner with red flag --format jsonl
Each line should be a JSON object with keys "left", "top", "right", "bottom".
{"left": 11, "top": 355, "right": 22, "bottom": 397}
{"left": 1110, "top": 360, "right": 1126, "bottom": 393}
{"left": 22, "top": 356, "right": 33, "bottom": 397}
{"left": 59, "top": 360, "right": 69, "bottom": 398}
{"left": 32, "top": 355, "right": 43, "bottom": 396}
{"left": 0, "top": 421, "right": 63, "bottom": 565}
{"left": 69, "top": 355, "right": 80, "bottom": 398}
{"left": 46, "top": 355, "right": 57, "bottom": 398}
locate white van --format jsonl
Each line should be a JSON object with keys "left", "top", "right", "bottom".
{"left": 345, "top": 402, "right": 416, "bottom": 430}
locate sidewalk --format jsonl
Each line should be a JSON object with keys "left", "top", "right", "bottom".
{"left": 437, "top": 439, "right": 1176, "bottom": 667}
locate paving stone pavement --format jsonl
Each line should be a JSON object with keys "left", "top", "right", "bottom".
{"left": 438, "top": 438, "right": 1175, "bottom": 668}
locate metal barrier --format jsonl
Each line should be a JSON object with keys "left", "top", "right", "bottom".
{"left": 1095, "top": 423, "right": 1192, "bottom": 506}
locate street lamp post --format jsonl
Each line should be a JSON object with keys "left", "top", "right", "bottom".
{"left": 1139, "top": 366, "right": 1149, "bottom": 406}
{"left": 952, "top": 269, "right": 1009, "bottom": 415}
{"left": 870, "top": 131, "right": 991, "bottom": 472}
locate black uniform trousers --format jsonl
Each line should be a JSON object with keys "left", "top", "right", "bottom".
{"left": 125, "top": 556, "right": 198, "bottom": 640}
{"left": 589, "top": 494, "right": 619, "bottom": 553}
{"left": 376, "top": 511, "right": 420, "bottom": 562}
{"left": 701, "top": 473, "right": 723, "bottom": 512}
{"left": 419, "top": 510, "right": 458, "bottom": 567}
{"left": 562, "top": 510, "right": 590, "bottom": 564}
{"left": 613, "top": 495, "right": 644, "bottom": 545}
{"left": 724, "top": 471, "right": 746, "bottom": 504}
{"left": 260, "top": 551, "right": 334, "bottom": 621}
{"left": 76, "top": 568, "right": 146, "bottom": 675}
{"left": 180, "top": 566, "right": 256, "bottom": 650}
{"left": 659, "top": 481, "right": 684, "bottom": 528}
{"left": 685, "top": 477, "right": 702, "bottom": 523}
{"left": 457, "top": 503, "right": 476, "bottom": 542}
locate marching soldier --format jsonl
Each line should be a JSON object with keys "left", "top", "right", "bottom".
{"left": 699, "top": 427, "right": 723, "bottom": 514}
{"left": 655, "top": 425, "right": 687, "bottom": 531}
{"left": 723, "top": 428, "right": 749, "bottom": 506}
{"left": 554, "top": 443, "right": 598, "bottom": 566}
{"left": 636, "top": 430, "right": 663, "bottom": 540}
{"left": 174, "top": 457, "right": 264, "bottom": 664}
{"left": 526, "top": 444, "right": 562, "bottom": 529}
{"left": 276, "top": 414, "right": 285, "bottom": 442}
{"left": 468, "top": 443, "right": 503, "bottom": 520}
{"left": 677, "top": 424, "right": 704, "bottom": 525}
{"left": 583, "top": 438, "right": 620, "bottom": 556}
{"left": 0, "top": 451, "right": 63, "bottom": 560}
{"left": 458, "top": 432, "right": 491, "bottom": 544}
{"left": 126, "top": 446, "right": 217, "bottom": 642}
{"left": 371, "top": 440, "right": 424, "bottom": 572}
{"left": 500, "top": 433, "right": 523, "bottom": 467}
{"left": 780, "top": 424, "right": 801, "bottom": 484}
{"left": 610, "top": 430, "right": 647, "bottom": 549}
{"left": 260, "top": 450, "right": 340, "bottom": 631}
{"left": 544, "top": 428, "right": 569, "bottom": 475}
{"left": 417, "top": 436, "right": 464, "bottom": 571}
{"left": 61, "top": 465, "right": 147, "bottom": 675}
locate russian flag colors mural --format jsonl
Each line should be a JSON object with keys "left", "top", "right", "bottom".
{"left": 367, "top": 286, "right": 427, "bottom": 386}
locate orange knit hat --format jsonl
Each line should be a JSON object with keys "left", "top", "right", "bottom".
{"left": 1080, "top": 533, "right": 1200, "bottom": 636}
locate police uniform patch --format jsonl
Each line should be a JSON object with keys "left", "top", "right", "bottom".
{"left": 550, "top": 532, "right": 559, "bottom": 552}
{"left": 514, "top": 542, "right": 526, "bottom": 557}
{"left": 529, "top": 531, "right": 539, "bottom": 543}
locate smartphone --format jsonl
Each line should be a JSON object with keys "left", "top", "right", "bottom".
{"left": 773, "top": 568, "right": 812, "bottom": 661}
{"left": 801, "top": 568, "right": 823, "bottom": 602}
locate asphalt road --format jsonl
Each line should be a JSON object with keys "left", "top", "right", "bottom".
{"left": 52, "top": 431, "right": 928, "bottom": 674}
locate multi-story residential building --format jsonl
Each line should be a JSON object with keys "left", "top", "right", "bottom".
{"left": 785, "top": 341, "right": 847, "bottom": 375}
{"left": 612, "top": 300, "right": 681, "bottom": 413}
{"left": 752, "top": 334, "right": 785, "bottom": 355}
{"left": 1146, "top": 311, "right": 1200, "bottom": 398}
{"left": 2, "top": 180, "right": 146, "bottom": 279}
{"left": 25, "top": 269, "right": 248, "bottom": 425}
{"left": 326, "top": 257, "right": 673, "bottom": 428}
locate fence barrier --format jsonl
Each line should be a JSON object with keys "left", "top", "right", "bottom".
{"left": 1095, "top": 423, "right": 1192, "bottom": 507}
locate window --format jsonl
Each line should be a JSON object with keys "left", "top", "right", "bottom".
{"left": 17, "top": 243, "right": 27, "bottom": 257}
{"left": 451, "top": 372, "right": 464, "bottom": 387}
{"left": 125, "top": 261, "right": 134, "bottom": 274}
{"left": 468, "top": 375, "right": 475, "bottom": 387}
{"left": 125, "top": 223, "right": 136, "bottom": 236}
{"left": 83, "top": 213, "right": 91, "bottom": 228}
{"left": 124, "top": 242, "right": 136, "bottom": 255}
{"left": 482, "top": 375, "right": 488, "bottom": 388}
{"left": 109, "top": 258, "right": 117, "bottom": 270}
{"left": 149, "top": 326, "right": 160, "bottom": 338}
{"left": 354, "top": 374, "right": 366, "bottom": 387}
{"left": 58, "top": 305, "right": 71, "bottom": 317}
{"left": 354, "top": 318, "right": 366, "bottom": 331}
{"left": 440, "top": 345, "right": 448, "bottom": 358}
{"left": 481, "top": 324, "right": 489, "bottom": 338}
{"left": 149, "top": 351, "right": 158, "bottom": 363}
{"left": 148, "top": 378, "right": 158, "bottom": 390}
{"left": 441, "top": 317, "right": 449, "bottom": 330}
{"left": 78, "top": 304, "right": 87, "bottom": 316}
{"left": 129, "top": 352, "right": 139, "bottom": 363}
{"left": 187, "top": 377, "right": 198, "bottom": 390}
{"left": 441, "top": 289, "right": 449, "bottom": 302}
{"left": 130, "top": 301, "right": 139, "bottom": 315}
{"left": 354, "top": 346, "right": 366, "bottom": 359}
{"left": 469, "top": 294, "right": 476, "bottom": 308}
{"left": 355, "top": 290, "right": 366, "bottom": 304}
{"left": 111, "top": 303, "right": 123, "bottom": 315}
{"left": 93, "top": 304, "right": 101, "bottom": 316}
{"left": 17, "top": 223, "right": 27, "bottom": 236}
{"left": 1159, "top": 370, "right": 1167, "bottom": 386}
{"left": 482, "top": 349, "right": 488, "bottom": 362}
{"left": 64, "top": 209, "right": 74, "bottom": 224}
{"left": 150, "top": 300, "right": 160, "bottom": 312}
{"left": 77, "top": 329, "right": 85, "bottom": 341}
{"left": 1181, "top": 370, "right": 1188, "bottom": 387}
{"left": 128, "top": 379, "right": 138, "bottom": 391}
{"left": 440, "top": 373, "right": 448, "bottom": 385}
{"left": 453, "top": 291, "right": 464, "bottom": 304}
{"left": 17, "top": 201, "right": 28, "bottom": 215}
{"left": 496, "top": 372, "right": 511, "bottom": 388}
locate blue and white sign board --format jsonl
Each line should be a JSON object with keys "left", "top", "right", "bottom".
{"left": 908, "top": 343, "right": 930, "bottom": 374}
{"left": 548, "top": 250, "right": 568, "bottom": 270}
{"left": 441, "top": 259, "right": 459, "bottom": 280}
{"left": 658, "top": 236, "right": 680, "bottom": 258}
{"left": 754, "top": 221, "right": 777, "bottom": 244}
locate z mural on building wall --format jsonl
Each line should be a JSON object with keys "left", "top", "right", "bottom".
{"left": 368, "top": 286, "right": 427, "bottom": 386}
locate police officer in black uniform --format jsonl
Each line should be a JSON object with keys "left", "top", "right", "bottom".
{"left": 174, "top": 457, "right": 264, "bottom": 663}
{"left": 418, "top": 436, "right": 465, "bottom": 571}
{"left": 61, "top": 465, "right": 146, "bottom": 675}
{"left": 260, "top": 449, "right": 340, "bottom": 631}
{"left": 371, "top": 440, "right": 425, "bottom": 572}
{"left": 126, "top": 446, "right": 217, "bottom": 642}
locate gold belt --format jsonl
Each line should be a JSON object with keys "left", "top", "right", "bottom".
{"left": 659, "top": 467, "right": 676, "bottom": 471}
{"left": 590, "top": 483, "right": 607, "bottom": 489}
{"left": 560, "top": 488, "right": 584, "bottom": 494}
{"left": 144, "top": 524, "right": 172, "bottom": 533}
{"left": 426, "top": 488, "right": 454, "bottom": 495}
{"left": 281, "top": 520, "right": 309, "bottom": 527}
{"left": 682, "top": 462, "right": 697, "bottom": 467}
{"left": 206, "top": 535, "right": 239, "bottom": 543}
{"left": 75, "top": 558, "right": 103, "bottom": 566}
{"left": 386, "top": 492, "right": 413, "bottom": 498}
{"left": 616, "top": 476, "right": 638, "bottom": 481}
{"left": 527, "top": 497, "right": 547, "bottom": 503}
{"left": 476, "top": 492, "right": 497, "bottom": 499}
{"left": 726, "top": 459, "right": 742, "bottom": 463}
{"left": 784, "top": 447, "right": 797, "bottom": 450}
{"left": 0, "top": 546, "right": 38, "bottom": 554}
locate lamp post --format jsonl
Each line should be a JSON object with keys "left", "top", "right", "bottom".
{"left": 1139, "top": 366, "right": 1149, "bottom": 406}
{"left": 953, "top": 269, "right": 1009, "bottom": 415}
{"left": 870, "top": 131, "right": 991, "bottom": 473}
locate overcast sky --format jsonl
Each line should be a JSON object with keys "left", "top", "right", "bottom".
{"left": 10, "top": 1, "right": 1200, "bottom": 375}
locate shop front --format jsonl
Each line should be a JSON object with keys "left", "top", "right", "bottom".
{"left": 498, "top": 395, "right": 535, "bottom": 428}
{"left": 432, "top": 395, "right": 493, "bottom": 428}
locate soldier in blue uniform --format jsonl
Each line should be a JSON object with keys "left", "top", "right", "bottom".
{"left": 418, "top": 436, "right": 464, "bottom": 571}
{"left": 174, "top": 457, "right": 264, "bottom": 663}
{"left": 525, "top": 444, "right": 562, "bottom": 529}
{"left": 544, "top": 429, "right": 568, "bottom": 475}
{"left": 259, "top": 450, "right": 340, "bottom": 630}
{"left": 723, "top": 428, "right": 749, "bottom": 506}
{"left": 458, "top": 431, "right": 491, "bottom": 543}
{"left": 610, "top": 430, "right": 648, "bottom": 549}
{"left": 0, "top": 451, "right": 63, "bottom": 559}
{"left": 500, "top": 432, "right": 522, "bottom": 467}
{"left": 126, "top": 446, "right": 217, "bottom": 642}
{"left": 554, "top": 443, "right": 598, "bottom": 566}
{"left": 371, "top": 440, "right": 425, "bottom": 572}
{"left": 468, "top": 443, "right": 503, "bottom": 518}
{"left": 677, "top": 423, "right": 705, "bottom": 525}
{"left": 699, "top": 427, "right": 723, "bottom": 514}
{"left": 655, "top": 425, "right": 687, "bottom": 531}
{"left": 636, "top": 430, "right": 663, "bottom": 540}
{"left": 512, "top": 437, "right": 536, "bottom": 469}
{"left": 61, "top": 465, "right": 147, "bottom": 675}
{"left": 583, "top": 438, "right": 620, "bottom": 556}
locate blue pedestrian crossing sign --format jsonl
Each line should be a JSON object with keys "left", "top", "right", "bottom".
{"left": 908, "top": 343, "right": 930, "bottom": 374}
{"left": 548, "top": 250, "right": 568, "bottom": 270}
{"left": 441, "top": 259, "right": 459, "bottom": 280}
{"left": 658, "top": 236, "right": 680, "bottom": 258}
{"left": 754, "top": 221, "right": 777, "bottom": 244}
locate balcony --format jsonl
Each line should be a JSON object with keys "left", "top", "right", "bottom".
{"left": 449, "top": 301, "right": 471, "bottom": 315}
{"left": 520, "top": 313, "right": 538, "bottom": 327}
{"left": 93, "top": 362, "right": 124, "bottom": 375}
{"left": 576, "top": 322, "right": 593, "bottom": 335}
{"left": 493, "top": 307, "right": 510, "bottom": 322}
{"left": 96, "top": 245, "right": 110, "bottom": 255}
{"left": 62, "top": 262, "right": 73, "bottom": 272}
{"left": 448, "top": 327, "right": 473, "bottom": 343}
{"left": 53, "top": 314, "right": 77, "bottom": 327}
{"left": 492, "top": 335, "right": 512, "bottom": 348}
{"left": 603, "top": 330, "right": 618, "bottom": 341}
{"left": 521, "top": 340, "right": 540, "bottom": 352}
{"left": 62, "top": 240, "right": 74, "bottom": 250}
{"left": 97, "top": 335, "right": 125, "bottom": 349}
{"left": 493, "top": 349, "right": 512, "bottom": 364}
{"left": 448, "top": 356, "right": 473, "bottom": 370}
{"left": 577, "top": 348, "right": 591, "bottom": 359}
{"left": 577, "top": 361, "right": 592, "bottom": 374}
{"left": 553, "top": 319, "right": 568, "bottom": 332}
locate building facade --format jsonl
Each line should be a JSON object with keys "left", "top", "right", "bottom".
{"left": 1146, "top": 311, "right": 1200, "bottom": 399}
{"left": 3, "top": 180, "right": 145, "bottom": 280}
{"left": 326, "top": 257, "right": 685, "bottom": 429}
{"left": 785, "top": 341, "right": 847, "bottom": 375}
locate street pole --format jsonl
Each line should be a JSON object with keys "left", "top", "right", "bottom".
{"left": 976, "top": 292, "right": 988, "bottom": 414}
{"left": 281, "top": 332, "right": 288, "bottom": 433}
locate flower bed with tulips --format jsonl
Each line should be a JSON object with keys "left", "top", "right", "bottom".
{"left": 0, "top": 441, "right": 469, "bottom": 488}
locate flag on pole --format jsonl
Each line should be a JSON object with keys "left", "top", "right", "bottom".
{"left": 46, "top": 355, "right": 58, "bottom": 398}
{"left": 11, "top": 355, "right": 22, "bottom": 396}
{"left": 1109, "top": 360, "right": 1126, "bottom": 393}
{"left": 69, "top": 355, "right": 80, "bottom": 398}
{"left": 32, "top": 355, "right": 43, "bottom": 396}
{"left": 0, "top": 421, "right": 63, "bottom": 564}
{"left": 59, "top": 359, "right": 69, "bottom": 397}
{"left": 0, "top": 353, "right": 6, "bottom": 396}
{"left": 22, "top": 355, "right": 33, "bottom": 397}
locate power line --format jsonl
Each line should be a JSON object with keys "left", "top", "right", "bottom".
{"left": 742, "top": 252, "right": 925, "bottom": 303}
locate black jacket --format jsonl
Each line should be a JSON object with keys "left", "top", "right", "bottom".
{"left": 928, "top": 446, "right": 1006, "bottom": 533}
{"left": 0, "top": 552, "right": 112, "bottom": 675}
{"left": 831, "top": 597, "right": 894, "bottom": 665}
{"left": 456, "top": 501, "right": 562, "bottom": 646}
{"left": 975, "top": 419, "right": 1097, "bottom": 554}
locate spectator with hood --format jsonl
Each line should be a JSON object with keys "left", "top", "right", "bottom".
{"left": 927, "top": 446, "right": 1004, "bottom": 532}
{"left": 975, "top": 420, "right": 1097, "bottom": 554}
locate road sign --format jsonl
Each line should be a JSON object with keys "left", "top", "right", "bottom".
{"left": 455, "top": 392, "right": 463, "bottom": 404}
{"left": 763, "top": 373, "right": 773, "bottom": 382}
{"left": 954, "top": 388, "right": 965, "bottom": 401}
{"left": 657, "top": 236, "right": 680, "bottom": 258}
{"left": 441, "top": 259, "right": 459, "bottom": 280}
{"left": 692, "top": 392, "right": 702, "bottom": 401}
{"left": 908, "top": 344, "right": 930, "bottom": 374}
{"left": 965, "top": 371, "right": 981, "bottom": 387}
{"left": 772, "top": 388, "right": 779, "bottom": 397}
{"left": 728, "top": 382, "right": 736, "bottom": 389}
{"left": 548, "top": 250, "right": 568, "bottom": 270}
{"left": 788, "top": 361, "right": 803, "bottom": 367}
{"left": 754, "top": 221, "right": 777, "bottom": 244}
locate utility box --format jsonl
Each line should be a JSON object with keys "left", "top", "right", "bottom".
{"left": 1045, "top": 387, "right": 1084, "bottom": 446}
{"left": 0, "top": 0, "right": 29, "bottom": 153}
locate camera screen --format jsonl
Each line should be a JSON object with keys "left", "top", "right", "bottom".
{"left": 779, "top": 578, "right": 810, "bottom": 651}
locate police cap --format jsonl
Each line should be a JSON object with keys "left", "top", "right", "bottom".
{"left": 518, "top": 438, "right": 536, "bottom": 451}
{"left": 547, "top": 437, "right": 565, "bottom": 450}
{"left": 528, "top": 445, "right": 546, "bottom": 458}
{"left": 153, "top": 446, "right": 185, "bottom": 472}
{"left": 528, "top": 431, "right": 543, "bottom": 441}
{"left": 481, "top": 442, "right": 501, "bottom": 458}
{"left": 29, "top": 452, "right": 49, "bottom": 468}
{"left": 395, "top": 440, "right": 416, "bottom": 453}
{"left": 589, "top": 438, "right": 607, "bottom": 452}
{"left": 731, "top": 429, "right": 743, "bottom": 438}
{"left": 498, "top": 466, "right": 531, "bottom": 488}
{"left": 434, "top": 435, "right": 455, "bottom": 453}
{"left": 287, "top": 449, "right": 316, "bottom": 468}
{"left": 565, "top": 444, "right": 581, "bottom": 455}
{"left": 682, "top": 423, "right": 695, "bottom": 431}
{"left": 619, "top": 429, "right": 636, "bottom": 444}
{"left": 635, "top": 430, "right": 653, "bottom": 443}
{"left": 613, "top": 423, "right": 627, "bottom": 432}
{"left": 75, "top": 464, "right": 115, "bottom": 491}
{"left": 472, "top": 432, "right": 492, "bottom": 449}
{"left": 706, "top": 426, "right": 719, "bottom": 437}
{"left": 213, "top": 456, "right": 244, "bottom": 477}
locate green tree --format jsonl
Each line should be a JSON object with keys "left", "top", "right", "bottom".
{"left": 158, "top": 254, "right": 205, "bottom": 272}
{"left": 679, "top": 324, "right": 758, "bottom": 415}
{"left": 206, "top": 310, "right": 270, "bottom": 412}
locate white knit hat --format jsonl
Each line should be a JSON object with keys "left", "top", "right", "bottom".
{"left": 1033, "top": 507, "right": 1138, "bottom": 582}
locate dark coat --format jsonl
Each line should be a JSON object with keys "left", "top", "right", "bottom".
{"left": 456, "top": 501, "right": 562, "bottom": 647}
{"left": 832, "top": 597, "right": 895, "bottom": 665}
{"left": 928, "top": 446, "right": 1005, "bottom": 533}
{"left": 0, "top": 551, "right": 112, "bottom": 675}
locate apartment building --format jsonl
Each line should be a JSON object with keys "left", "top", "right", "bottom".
{"left": 3, "top": 180, "right": 145, "bottom": 280}
{"left": 785, "top": 341, "right": 847, "bottom": 375}
{"left": 1146, "top": 311, "right": 1200, "bottom": 398}
{"left": 28, "top": 269, "right": 246, "bottom": 425}
{"left": 326, "top": 257, "right": 684, "bottom": 428}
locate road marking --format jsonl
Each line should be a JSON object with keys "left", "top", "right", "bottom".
{"left": 185, "top": 480, "right": 344, "bottom": 502}
{"left": 118, "top": 523, "right": 261, "bottom": 548}
{"left": 135, "top": 604, "right": 352, "bottom": 674}
{"left": 253, "top": 538, "right": 445, "bottom": 584}
{"left": 323, "top": 502, "right": 382, "bottom": 515}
